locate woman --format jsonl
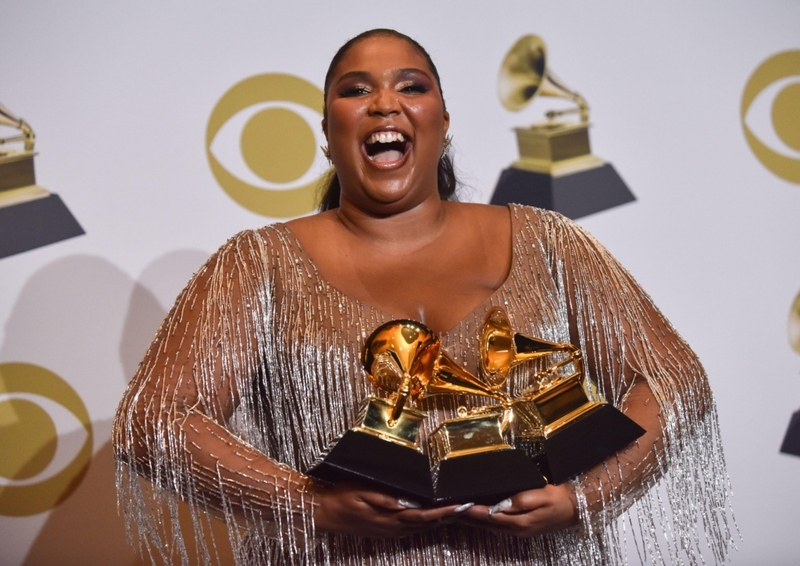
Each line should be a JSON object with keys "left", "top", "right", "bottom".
{"left": 114, "top": 29, "right": 734, "bottom": 565}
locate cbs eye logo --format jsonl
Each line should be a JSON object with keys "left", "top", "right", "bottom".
{"left": 741, "top": 50, "right": 800, "bottom": 184}
{"left": 206, "top": 73, "right": 328, "bottom": 218}
{"left": 790, "top": 290, "right": 800, "bottom": 354}
{"left": 0, "top": 362, "right": 93, "bottom": 516}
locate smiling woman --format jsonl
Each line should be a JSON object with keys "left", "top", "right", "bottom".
{"left": 113, "top": 29, "right": 735, "bottom": 566}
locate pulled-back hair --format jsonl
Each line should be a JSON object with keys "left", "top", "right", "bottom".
{"left": 318, "top": 29, "right": 457, "bottom": 211}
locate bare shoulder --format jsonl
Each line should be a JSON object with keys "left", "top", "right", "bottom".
{"left": 446, "top": 201, "right": 510, "bottom": 235}
{"left": 283, "top": 210, "right": 340, "bottom": 243}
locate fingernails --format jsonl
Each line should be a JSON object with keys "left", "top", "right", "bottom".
{"left": 489, "top": 498, "right": 511, "bottom": 515}
{"left": 397, "top": 498, "right": 421, "bottom": 509}
{"left": 453, "top": 502, "right": 474, "bottom": 513}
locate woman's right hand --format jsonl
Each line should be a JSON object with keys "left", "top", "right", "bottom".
{"left": 312, "top": 482, "right": 468, "bottom": 538}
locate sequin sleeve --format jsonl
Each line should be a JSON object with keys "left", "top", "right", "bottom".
{"left": 112, "top": 230, "right": 318, "bottom": 565}
{"left": 537, "top": 210, "right": 736, "bottom": 562}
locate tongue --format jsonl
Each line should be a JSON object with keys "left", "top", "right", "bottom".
{"left": 371, "top": 149, "right": 403, "bottom": 163}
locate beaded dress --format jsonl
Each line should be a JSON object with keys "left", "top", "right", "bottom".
{"left": 113, "top": 204, "right": 735, "bottom": 565}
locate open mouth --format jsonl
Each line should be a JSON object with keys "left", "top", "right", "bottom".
{"left": 364, "top": 131, "right": 409, "bottom": 164}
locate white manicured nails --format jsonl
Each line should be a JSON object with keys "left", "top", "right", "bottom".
{"left": 397, "top": 498, "right": 421, "bottom": 509}
{"left": 488, "top": 498, "right": 512, "bottom": 515}
{"left": 453, "top": 502, "right": 475, "bottom": 513}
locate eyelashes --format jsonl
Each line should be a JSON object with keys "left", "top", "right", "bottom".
{"left": 339, "top": 85, "right": 370, "bottom": 97}
{"left": 336, "top": 81, "right": 431, "bottom": 98}
{"left": 399, "top": 81, "right": 430, "bottom": 94}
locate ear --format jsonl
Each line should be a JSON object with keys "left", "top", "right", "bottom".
{"left": 442, "top": 110, "right": 450, "bottom": 136}
{"left": 321, "top": 117, "right": 328, "bottom": 140}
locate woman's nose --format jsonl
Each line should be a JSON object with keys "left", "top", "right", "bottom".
{"left": 369, "top": 88, "right": 400, "bottom": 116}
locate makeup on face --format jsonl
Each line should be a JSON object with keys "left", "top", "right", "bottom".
{"left": 323, "top": 36, "right": 449, "bottom": 208}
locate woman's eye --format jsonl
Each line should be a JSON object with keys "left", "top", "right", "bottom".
{"left": 399, "top": 82, "right": 428, "bottom": 94}
{"left": 340, "top": 85, "right": 370, "bottom": 97}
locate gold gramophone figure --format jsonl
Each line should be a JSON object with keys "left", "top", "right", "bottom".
{"left": 423, "top": 341, "right": 514, "bottom": 465}
{"left": 481, "top": 308, "right": 645, "bottom": 483}
{"left": 498, "top": 35, "right": 601, "bottom": 176}
{"left": 490, "top": 35, "right": 635, "bottom": 218}
{"left": 308, "top": 320, "right": 438, "bottom": 500}
{"left": 0, "top": 101, "right": 84, "bottom": 259}
{"left": 0, "top": 102, "right": 45, "bottom": 205}
{"left": 420, "top": 338, "right": 546, "bottom": 504}
{"left": 309, "top": 318, "right": 547, "bottom": 504}
{"left": 358, "top": 320, "right": 439, "bottom": 449}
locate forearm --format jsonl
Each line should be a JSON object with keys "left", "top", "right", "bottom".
{"left": 115, "top": 401, "right": 317, "bottom": 532}
{"left": 573, "top": 379, "right": 664, "bottom": 522}
{"left": 178, "top": 409, "right": 316, "bottom": 524}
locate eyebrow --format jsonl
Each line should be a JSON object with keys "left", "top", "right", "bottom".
{"left": 333, "top": 67, "right": 433, "bottom": 85}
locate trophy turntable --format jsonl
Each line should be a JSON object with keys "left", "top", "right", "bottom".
{"left": 481, "top": 308, "right": 646, "bottom": 483}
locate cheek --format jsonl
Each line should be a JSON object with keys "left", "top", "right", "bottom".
{"left": 407, "top": 102, "right": 447, "bottom": 136}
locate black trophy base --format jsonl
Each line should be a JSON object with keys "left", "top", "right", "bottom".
{"left": 0, "top": 194, "right": 84, "bottom": 259}
{"left": 490, "top": 163, "right": 635, "bottom": 220}
{"left": 309, "top": 430, "right": 435, "bottom": 502}
{"left": 520, "top": 404, "right": 646, "bottom": 484}
{"left": 433, "top": 449, "right": 547, "bottom": 506}
{"left": 780, "top": 410, "right": 800, "bottom": 457}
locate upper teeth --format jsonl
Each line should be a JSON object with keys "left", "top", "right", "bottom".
{"left": 367, "top": 131, "right": 405, "bottom": 145}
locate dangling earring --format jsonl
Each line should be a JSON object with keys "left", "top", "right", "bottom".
{"left": 441, "top": 135, "right": 452, "bottom": 156}
{"left": 321, "top": 145, "right": 331, "bottom": 162}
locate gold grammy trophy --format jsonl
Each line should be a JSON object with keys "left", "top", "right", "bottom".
{"left": 0, "top": 102, "right": 47, "bottom": 207}
{"left": 0, "top": 102, "right": 83, "bottom": 259}
{"left": 490, "top": 35, "right": 635, "bottom": 219}
{"left": 420, "top": 340, "right": 546, "bottom": 504}
{"left": 308, "top": 320, "right": 439, "bottom": 501}
{"left": 309, "top": 319, "right": 546, "bottom": 504}
{"left": 481, "top": 308, "right": 645, "bottom": 483}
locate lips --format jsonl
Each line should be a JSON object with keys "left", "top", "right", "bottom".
{"left": 363, "top": 129, "right": 410, "bottom": 166}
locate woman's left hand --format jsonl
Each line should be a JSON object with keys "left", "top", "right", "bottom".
{"left": 458, "top": 484, "right": 579, "bottom": 537}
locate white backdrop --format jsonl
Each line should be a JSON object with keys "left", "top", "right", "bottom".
{"left": 2, "top": 2, "right": 800, "bottom": 564}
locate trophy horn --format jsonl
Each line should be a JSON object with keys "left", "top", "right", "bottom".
{"left": 420, "top": 345, "right": 511, "bottom": 407}
{"left": 481, "top": 308, "right": 582, "bottom": 384}
{"left": 498, "top": 35, "right": 589, "bottom": 123}
{"left": 0, "top": 102, "right": 35, "bottom": 152}
{"left": 362, "top": 320, "right": 439, "bottom": 424}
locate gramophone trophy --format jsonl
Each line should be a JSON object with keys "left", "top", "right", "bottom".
{"left": 490, "top": 35, "right": 635, "bottom": 219}
{"left": 422, "top": 341, "right": 547, "bottom": 504}
{"left": 481, "top": 308, "right": 645, "bottom": 484}
{"left": 0, "top": 102, "right": 83, "bottom": 259}
{"left": 309, "top": 318, "right": 548, "bottom": 504}
{"left": 308, "top": 320, "right": 438, "bottom": 501}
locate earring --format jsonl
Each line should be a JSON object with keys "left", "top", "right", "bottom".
{"left": 442, "top": 135, "right": 452, "bottom": 156}
{"left": 321, "top": 145, "right": 331, "bottom": 161}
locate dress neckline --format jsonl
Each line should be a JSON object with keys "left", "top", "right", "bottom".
{"left": 276, "top": 204, "right": 518, "bottom": 337}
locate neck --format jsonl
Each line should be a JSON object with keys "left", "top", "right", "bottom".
{"left": 335, "top": 193, "right": 448, "bottom": 253}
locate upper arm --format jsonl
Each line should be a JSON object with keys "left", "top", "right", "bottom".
{"left": 115, "top": 230, "right": 272, "bottom": 457}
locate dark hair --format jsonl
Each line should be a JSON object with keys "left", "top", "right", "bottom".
{"left": 318, "top": 29, "right": 457, "bottom": 211}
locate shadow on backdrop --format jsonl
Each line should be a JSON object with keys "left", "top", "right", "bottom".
{"left": 1, "top": 251, "right": 236, "bottom": 565}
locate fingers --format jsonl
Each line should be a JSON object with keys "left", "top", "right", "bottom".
{"left": 315, "top": 479, "right": 478, "bottom": 537}
{"left": 394, "top": 502, "right": 467, "bottom": 525}
{"left": 356, "top": 489, "right": 411, "bottom": 511}
{"left": 458, "top": 485, "right": 578, "bottom": 537}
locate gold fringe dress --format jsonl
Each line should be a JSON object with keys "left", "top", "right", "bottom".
{"left": 113, "top": 204, "right": 736, "bottom": 565}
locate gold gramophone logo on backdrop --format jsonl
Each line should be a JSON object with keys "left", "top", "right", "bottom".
{"left": 741, "top": 50, "right": 800, "bottom": 184}
{"left": 781, "top": 290, "right": 800, "bottom": 457}
{"left": 490, "top": 35, "right": 635, "bottom": 219}
{"left": 206, "top": 73, "right": 328, "bottom": 218}
{"left": 0, "top": 362, "right": 93, "bottom": 516}
{"left": 0, "top": 103, "right": 84, "bottom": 260}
